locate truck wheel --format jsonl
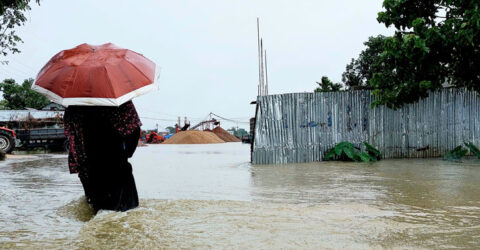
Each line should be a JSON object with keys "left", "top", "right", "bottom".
{"left": 63, "top": 139, "right": 70, "bottom": 153}
{"left": 0, "top": 131, "right": 15, "bottom": 153}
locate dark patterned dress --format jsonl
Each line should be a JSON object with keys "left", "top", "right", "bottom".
{"left": 64, "top": 101, "right": 142, "bottom": 212}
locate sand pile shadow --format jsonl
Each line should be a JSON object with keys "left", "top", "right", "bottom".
{"left": 212, "top": 127, "right": 241, "bottom": 142}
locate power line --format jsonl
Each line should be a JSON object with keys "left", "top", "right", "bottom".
{"left": 139, "top": 116, "right": 205, "bottom": 125}
{"left": 0, "top": 62, "right": 33, "bottom": 76}
{"left": 11, "top": 57, "right": 37, "bottom": 72}
{"left": 139, "top": 116, "right": 178, "bottom": 122}
{"left": 209, "top": 112, "right": 249, "bottom": 124}
{"left": 136, "top": 107, "right": 179, "bottom": 117}
{"left": 136, "top": 106, "right": 204, "bottom": 120}
{"left": 0, "top": 66, "right": 27, "bottom": 79}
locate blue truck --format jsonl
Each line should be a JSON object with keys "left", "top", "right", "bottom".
{"left": 0, "top": 127, "right": 67, "bottom": 153}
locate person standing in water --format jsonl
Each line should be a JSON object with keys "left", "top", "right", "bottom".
{"left": 63, "top": 100, "right": 142, "bottom": 212}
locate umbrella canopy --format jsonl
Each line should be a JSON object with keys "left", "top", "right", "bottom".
{"left": 33, "top": 43, "right": 156, "bottom": 106}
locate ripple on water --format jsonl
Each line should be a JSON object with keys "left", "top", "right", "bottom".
{"left": 74, "top": 199, "right": 413, "bottom": 249}
{"left": 1, "top": 198, "right": 479, "bottom": 249}
{"left": 57, "top": 197, "right": 96, "bottom": 222}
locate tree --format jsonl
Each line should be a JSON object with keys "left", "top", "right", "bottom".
{"left": 0, "top": 0, "right": 40, "bottom": 59}
{"left": 235, "top": 128, "right": 248, "bottom": 138}
{"left": 165, "top": 126, "right": 175, "bottom": 134}
{"left": 342, "top": 35, "right": 388, "bottom": 89}
{"left": 370, "top": 0, "right": 480, "bottom": 108}
{"left": 314, "top": 76, "right": 342, "bottom": 92}
{"left": 341, "top": 58, "right": 363, "bottom": 89}
{"left": 0, "top": 78, "right": 50, "bottom": 109}
{"left": 227, "top": 127, "right": 249, "bottom": 138}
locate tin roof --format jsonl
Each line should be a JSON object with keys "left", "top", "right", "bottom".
{"left": 0, "top": 110, "right": 64, "bottom": 122}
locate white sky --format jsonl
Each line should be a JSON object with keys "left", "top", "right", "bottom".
{"left": 0, "top": 0, "right": 392, "bottom": 130}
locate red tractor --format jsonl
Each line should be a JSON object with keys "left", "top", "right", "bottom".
{"left": 145, "top": 131, "right": 165, "bottom": 144}
{"left": 0, "top": 127, "right": 16, "bottom": 153}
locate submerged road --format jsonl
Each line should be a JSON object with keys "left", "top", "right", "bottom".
{"left": 0, "top": 143, "right": 479, "bottom": 248}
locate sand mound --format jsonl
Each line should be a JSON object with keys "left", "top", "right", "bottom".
{"left": 212, "top": 126, "right": 241, "bottom": 142}
{"left": 163, "top": 130, "right": 225, "bottom": 144}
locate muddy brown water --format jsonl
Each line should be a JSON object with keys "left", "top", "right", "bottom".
{"left": 0, "top": 143, "right": 479, "bottom": 249}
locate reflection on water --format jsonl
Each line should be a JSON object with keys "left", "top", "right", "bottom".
{"left": 0, "top": 143, "right": 479, "bottom": 248}
{"left": 250, "top": 160, "right": 480, "bottom": 248}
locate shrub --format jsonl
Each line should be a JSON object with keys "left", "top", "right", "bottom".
{"left": 443, "top": 142, "right": 480, "bottom": 161}
{"left": 324, "top": 142, "right": 381, "bottom": 162}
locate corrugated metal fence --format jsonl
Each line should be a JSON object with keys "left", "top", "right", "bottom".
{"left": 252, "top": 88, "right": 480, "bottom": 164}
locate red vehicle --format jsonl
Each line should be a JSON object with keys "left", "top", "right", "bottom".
{"left": 0, "top": 127, "right": 16, "bottom": 153}
{"left": 145, "top": 131, "right": 165, "bottom": 144}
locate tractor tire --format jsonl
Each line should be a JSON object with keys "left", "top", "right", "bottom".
{"left": 0, "top": 131, "right": 15, "bottom": 153}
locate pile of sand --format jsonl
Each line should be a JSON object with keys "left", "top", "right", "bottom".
{"left": 163, "top": 130, "right": 224, "bottom": 144}
{"left": 212, "top": 126, "right": 241, "bottom": 142}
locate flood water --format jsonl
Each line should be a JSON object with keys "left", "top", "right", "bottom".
{"left": 1, "top": 142, "right": 479, "bottom": 249}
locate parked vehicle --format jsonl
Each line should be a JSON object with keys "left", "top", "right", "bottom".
{"left": 15, "top": 128, "right": 68, "bottom": 151}
{"left": 241, "top": 135, "right": 252, "bottom": 144}
{"left": 0, "top": 127, "right": 16, "bottom": 153}
{"left": 145, "top": 131, "right": 165, "bottom": 144}
{"left": 0, "top": 110, "right": 67, "bottom": 152}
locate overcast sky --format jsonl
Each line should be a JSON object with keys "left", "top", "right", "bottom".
{"left": 0, "top": 0, "right": 392, "bottom": 130}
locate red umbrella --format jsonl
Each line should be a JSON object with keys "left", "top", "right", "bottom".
{"left": 33, "top": 43, "right": 156, "bottom": 106}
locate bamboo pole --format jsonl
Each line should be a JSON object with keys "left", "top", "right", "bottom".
{"left": 260, "top": 39, "right": 264, "bottom": 96}
{"left": 257, "top": 18, "right": 262, "bottom": 96}
{"left": 264, "top": 50, "right": 269, "bottom": 95}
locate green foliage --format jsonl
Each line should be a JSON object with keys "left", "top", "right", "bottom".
{"left": 227, "top": 127, "right": 249, "bottom": 138}
{"left": 235, "top": 128, "right": 248, "bottom": 138}
{"left": 165, "top": 126, "right": 176, "bottom": 134}
{"left": 324, "top": 141, "right": 381, "bottom": 163}
{"left": 364, "top": 142, "right": 381, "bottom": 160}
{"left": 0, "top": 78, "right": 50, "bottom": 109}
{"left": 0, "top": 0, "right": 40, "bottom": 58}
{"left": 370, "top": 0, "right": 480, "bottom": 108}
{"left": 324, "top": 149, "right": 336, "bottom": 161}
{"left": 443, "top": 145, "right": 469, "bottom": 161}
{"left": 369, "top": 32, "right": 444, "bottom": 109}
{"left": 356, "top": 152, "right": 372, "bottom": 162}
{"left": 342, "top": 35, "right": 388, "bottom": 90}
{"left": 464, "top": 142, "right": 480, "bottom": 159}
{"left": 314, "top": 76, "right": 342, "bottom": 92}
{"left": 331, "top": 1, "right": 480, "bottom": 108}
{"left": 325, "top": 141, "right": 356, "bottom": 161}
{"left": 443, "top": 142, "right": 480, "bottom": 161}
